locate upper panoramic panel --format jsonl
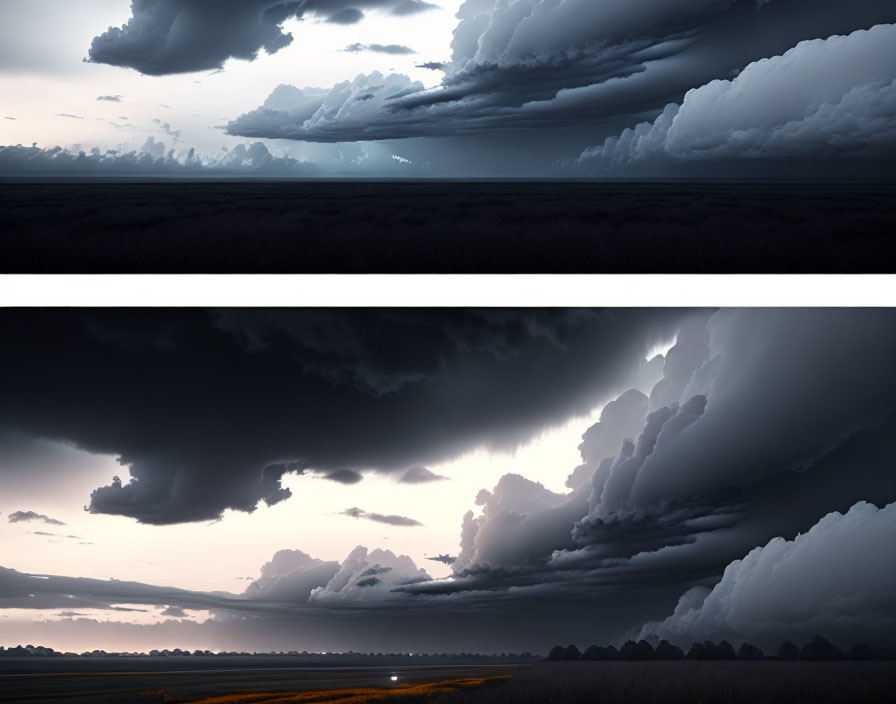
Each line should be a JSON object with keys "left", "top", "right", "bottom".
{"left": 1, "top": 0, "right": 894, "bottom": 273}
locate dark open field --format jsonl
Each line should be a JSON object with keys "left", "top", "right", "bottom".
{"left": 1, "top": 660, "right": 894, "bottom": 704}
{"left": 0, "top": 659, "right": 517, "bottom": 704}
{"left": 1, "top": 181, "right": 895, "bottom": 272}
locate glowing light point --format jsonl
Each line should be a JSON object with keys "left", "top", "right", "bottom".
{"left": 390, "top": 676, "right": 398, "bottom": 682}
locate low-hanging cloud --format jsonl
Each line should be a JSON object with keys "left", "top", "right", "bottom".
{"left": 8, "top": 510, "right": 65, "bottom": 526}
{"left": 0, "top": 141, "right": 314, "bottom": 177}
{"left": 341, "top": 507, "right": 423, "bottom": 526}
{"left": 343, "top": 43, "right": 416, "bottom": 55}
{"left": 88, "top": 0, "right": 437, "bottom": 75}
{"left": 639, "top": 501, "right": 896, "bottom": 649}
{"left": 398, "top": 466, "right": 446, "bottom": 483}
{"left": 578, "top": 24, "right": 896, "bottom": 166}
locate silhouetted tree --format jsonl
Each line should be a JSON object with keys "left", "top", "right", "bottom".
{"left": 583, "top": 645, "right": 607, "bottom": 661}
{"left": 619, "top": 640, "right": 655, "bottom": 660}
{"left": 654, "top": 640, "right": 684, "bottom": 660}
{"left": 686, "top": 642, "right": 706, "bottom": 660}
{"left": 564, "top": 644, "right": 582, "bottom": 661}
{"left": 847, "top": 644, "right": 875, "bottom": 660}
{"left": 547, "top": 645, "right": 567, "bottom": 661}
{"left": 801, "top": 636, "right": 844, "bottom": 661}
{"left": 737, "top": 642, "right": 764, "bottom": 660}
{"left": 716, "top": 641, "right": 736, "bottom": 660}
{"left": 604, "top": 645, "right": 619, "bottom": 660}
{"left": 777, "top": 640, "right": 800, "bottom": 660}
{"left": 547, "top": 644, "right": 581, "bottom": 661}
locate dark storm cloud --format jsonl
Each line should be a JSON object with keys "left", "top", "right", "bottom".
{"left": 341, "top": 507, "right": 423, "bottom": 526}
{"left": 227, "top": 0, "right": 896, "bottom": 153}
{"left": 397, "top": 466, "right": 446, "bottom": 483}
{"left": 415, "top": 61, "right": 445, "bottom": 70}
{"left": 0, "top": 309, "right": 679, "bottom": 525}
{"left": 343, "top": 42, "right": 416, "bottom": 54}
{"left": 8, "top": 510, "right": 65, "bottom": 526}
{"left": 87, "top": 1, "right": 438, "bottom": 75}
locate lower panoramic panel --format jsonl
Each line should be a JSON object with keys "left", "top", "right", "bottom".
{"left": 1, "top": 308, "right": 895, "bottom": 703}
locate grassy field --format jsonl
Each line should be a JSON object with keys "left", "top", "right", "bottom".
{"left": 412, "top": 661, "right": 896, "bottom": 704}
{"left": 2, "top": 181, "right": 894, "bottom": 272}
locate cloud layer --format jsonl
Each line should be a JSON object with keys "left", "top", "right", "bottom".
{"left": 227, "top": 0, "right": 896, "bottom": 157}
{"left": 0, "top": 141, "right": 315, "bottom": 177}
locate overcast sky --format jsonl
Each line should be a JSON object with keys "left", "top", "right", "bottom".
{"left": 2, "top": 307, "right": 896, "bottom": 654}
{"left": 0, "top": 0, "right": 894, "bottom": 177}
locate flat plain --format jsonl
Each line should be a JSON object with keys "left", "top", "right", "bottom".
{"left": 1, "top": 181, "right": 894, "bottom": 272}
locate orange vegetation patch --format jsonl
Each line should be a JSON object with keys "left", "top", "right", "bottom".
{"left": 181, "top": 676, "right": 511, "bottom": 704}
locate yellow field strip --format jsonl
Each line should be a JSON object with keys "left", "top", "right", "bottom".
{"left": 176, "top": 675, "right": 511, "bottom": 704}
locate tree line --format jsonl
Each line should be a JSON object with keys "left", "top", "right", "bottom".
{"left": 546, "top": 636, "right": 883, "bottom": 662}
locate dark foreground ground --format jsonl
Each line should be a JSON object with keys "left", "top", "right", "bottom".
{"left": 0, "top": 659, "right": 516, "bottom": 703}
{"left": 1, "top": 660, "right": 894, "bottom": 704}
{"left": 2, "top": 181, "right": 895, "bottom": 272}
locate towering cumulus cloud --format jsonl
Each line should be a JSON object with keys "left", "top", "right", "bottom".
{"left": 639, "top": 502, "right": 896, "bottom": 649}
{"left": 88, "top": 0, "right": 437, "bottom": 75}
{"left": 578, "top": 24, "right": 896, "bottom": 165}
{"left": 404, "top": 309, "right": 896, "bottom": 649}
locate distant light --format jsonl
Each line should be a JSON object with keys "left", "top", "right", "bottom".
{"left": 390, "top": 676, "right": 398, "bottom": 682}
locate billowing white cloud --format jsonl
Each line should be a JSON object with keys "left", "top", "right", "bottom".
{"left": 243, "top": 550, "right": 340, "bottom": 603}
{"left": 308, "top": 546, "right": 430, "bottom": 604}
{"left": 639, "top": 502, "right": 896, "bottom": 648}
{"left": 579, "top": 24, "right": 896, "bottom": 165}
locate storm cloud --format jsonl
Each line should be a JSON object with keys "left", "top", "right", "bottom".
{"left": 0, "top": 309, "right": 681, "bottom": 524}
{"left": 3, "top": 308, "right": 896, "bottom": 651}
{"left": 396, "top": 309, "right": 896, "bottom": 650}
{"left": 227, "top": 0, "right": 896, "bottom": 154}
{"left": 87, "top": 0, "right": 437, "bottom": 75}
